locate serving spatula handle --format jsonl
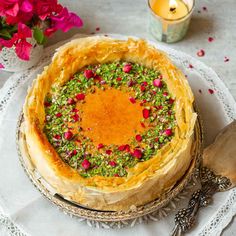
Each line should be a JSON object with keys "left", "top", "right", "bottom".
{"left": 171, "top": 167, "right": 232, "bottom": 236}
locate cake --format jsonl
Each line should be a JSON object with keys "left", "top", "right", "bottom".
{"left": 23, "top": 36, "right": 197, "bottom": 211}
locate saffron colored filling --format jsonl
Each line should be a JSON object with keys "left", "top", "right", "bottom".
{"left": 43, "top": 62, "right": 176, "bottom": 178}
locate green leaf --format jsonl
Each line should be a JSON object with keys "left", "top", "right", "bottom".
{"left": 33, "top": 27, "right": 45, "bottom": 45}
{"left": 0, "top": 29, "right": 12, "bottom": 39}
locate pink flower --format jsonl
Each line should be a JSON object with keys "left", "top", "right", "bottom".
{"left": 35, "top": 0, "right": 61, "bottom": 21}
{"left": 0, "top": 0, "right": 19, "bottom": 17}
{"left": 15, "top": 39, "right": 32, "bottom": 60}
{"left": 50, "top": 7, "right": 83, "bottom": 32}
{"left": 0, "top": 23, "right": 32, "bottom": 61}
{"left": 20, "top": 0, "right": 33, "bottom": 13}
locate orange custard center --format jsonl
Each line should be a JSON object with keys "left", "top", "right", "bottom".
{"left": 78, "top": 87, "right": 145, "bottom": 146}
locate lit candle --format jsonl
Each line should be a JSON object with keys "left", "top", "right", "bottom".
{"left": 150, "top": 0, "right": 189, "bottom": 20}
{"left": 148, "top": 0, "right": 195, "bottom": 43}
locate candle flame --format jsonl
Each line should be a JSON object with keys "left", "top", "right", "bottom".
{"left": 169, "top": 0, "right": 178, "bottom": 12}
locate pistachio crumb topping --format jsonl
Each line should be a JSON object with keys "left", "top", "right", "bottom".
{"left": 44, "top": 62, "right": 176, "bottom": 178}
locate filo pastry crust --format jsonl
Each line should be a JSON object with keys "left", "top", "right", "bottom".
{"left": 23, "top": 36, "right": 197, "bottom": 211}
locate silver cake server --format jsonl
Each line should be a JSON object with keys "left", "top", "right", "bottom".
{"left": 171, "top": 120, "right": 236, "bottom": 236}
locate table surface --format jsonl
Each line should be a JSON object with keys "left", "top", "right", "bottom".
{"left": 0, "top": 0, "right": 235, "bottom": 235}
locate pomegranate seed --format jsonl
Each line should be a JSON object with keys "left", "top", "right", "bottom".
{"left": 76, "top": 93, "right": 85, "bottom": 100}
{"left": 143, "top": 109, "right": 150, "bottom": 119}
{"left": 84, "top": 70, "right": 94, "bottom": 79}
{"left": 169, "top": 98, "right": 175, "bottom": 104}
{"left": 142, "top": 81, "right": 148, "bottom": 86}
{"left": 114, "top": 173, "right": 120, "bottom": 177}
{"left": 224, "top": 57, "right": 229, "bottom": 62}
{"left": 129, "top": 97, "right": 136, "bottom": 104}
{"left": 208, "top": 37, "right": 214, "bottom": 42}
{"left": 199, "top": 89, "right": 202, "bottom": 93}
{"left": 82, "top": 159, "right": 91, "bottom": 170}
{"left": 163, "top": 92, "right": 168, "bottom": 97}
{"left": 140, "top": 85, "right": 146, "bottom": 92}
{"left": 56, "top": 113, "right": 62, "bottom": 118}
{"left": 135, "top": 134, "right": 142, "bottom": 142}
{"left": 118, "top": 145, "right": 126, "bottom": 151}
{"left": 109, "top": 161, "right": 116, "bottom": 167}
{"left": 189, "top": 64, "right": 194, "bottom": 68}
{"left": 140, "top": 122, "right": 145, "bottom": 128}
{"left": 153, "top": 79, "right": 162, "bottom": 88}
{"left": 155, "top": 137, "right": 159, "bottom": 142}
{"left": 72, "top": 150, "right": 77, "bottom": 155}
{"left": 96, "top": 27, "right": 100, "bottom": 31}
{"left": 208, "top": 89, "right": 214, "bottom": 94}
{"left": 72, "top": 108, "right": 78, "bottom": 113}
{"left": 123, "top": 64, "right": 132, "bottom": 73}
{"left": 106, "top": 150, "right": 112, "bottom": 155}
{"left": 67, "top": 98, "right": 75, "bottom": 105}
{"left": 54, "top": 134, "right": 61, "bottom": 140}
{"left": 97, "top": 143, "right": 104, "bottom": 149}
{"left": 116, "top": 77, "right": 122, "bottom": 81}
{"left": 165, "top": 129, "right": 172, "bottom": 136}
{"left": 197, "top": 49, "right": 205, "bottom": 57}
{"left": 132, "top": 149, "right": 142, "bottom": 159}
{"left": 44, "top": 101, "right": 51, "bottom": 107}
{"left": 202, "top": 6, "right": 207, "bottom": 11}
{"left": 64, "top": 131, "right": 73, "bottom": 140}
{"left": 72, "top": 114, "right": 79, "bottom": 122}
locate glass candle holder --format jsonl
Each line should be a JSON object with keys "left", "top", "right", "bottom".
{"left": 148, "top": 0, "right": 195, "bottom": 43}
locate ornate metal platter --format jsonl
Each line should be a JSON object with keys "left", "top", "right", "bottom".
{"left": 16, "top": 111, "right": 203, "bottom": 222}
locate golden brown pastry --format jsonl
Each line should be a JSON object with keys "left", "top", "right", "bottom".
{"left": 23, "top": 36, "right": 197, "bottom": 211}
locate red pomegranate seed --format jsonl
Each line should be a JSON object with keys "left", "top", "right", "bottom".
{"left": 129, "top": 97, "right": 136, "bottom": 104}
{"left": 94, "top": 75, "right": 102, "bottom": 82}
{"left": 125, "top": 145, "right": 130, "bottom": 152}
{"left": 202, "top": 6, "right": 207, "bottom": 11}
{"left": 143, "top": 108, "right": 150, "bottom": 119}
{"left": 76, "top": 93, "right": 85, "bottom": 100}
{"left": 118, "top": 145, "right": 126, "bottom": 151}
{"left": 132, "top": 149, "right": 142, "bottom": 159}
{"left": 169, "top": 98, "right": 175, "bottom": 104}
{"left": 123, "top": 64, "right": 132, "bottom": 73}
{"left": 140, "top": 85, "right": 146, "bottom": 92}
{"left": 135, "top": 134, "right": 142, "bottom": 142}
{"left": 199, "top": 89, "right": 202, "bottom": 94}
{"left": 142, "top": 81, "right": 148, "bottom": 86}
{"left": 224, "top": 57, "right": 229, "bottom": 62}
{"left": 97, "top": 143, "right": 104, "bottom": 149}
{"left": 56, "top": 113, "right": 62, "bottom": 118}
{"left": 84, "top": 69, "right": 94, "bottom": 79}
{"left": 44, "top": 101, "right": 51, "bottom": 107}
{"left": 54, "top": 134, "right": 61, "bottom": 140}
{"left": 140, "top": 122, "right": 146, "bottom": 128}
{"left": 106, "top": 150, "right": 112, "bottom": 155}
{"left": 72, "top": 150, "right": 77, "bottom": 155}
{"left": 155, "top": 137, "right": 159, "bottom": 142}
{"left": 72, "top": 114, "right": 79, "bottom": 122}
{"left": 163, "top": 92, "right": 168, "bottom": 97}
{"left": 72, "top": 108, "right": 78, "bottom": 113}
{"left": 189, "top": 64, "right": 194, "bottom": 68}
{"left": 116, "top": 77, "right": 122, "bottom": 81}
{"left": 64, "top": 131, "right": 73, "bottom": 140}
{"left": 114, "top": 173, "right": 120, "bottom": 177}
{"left": 165, "top": 129, "right": 172, "bottom": 136}
{"left": 197, "top": 49, "right": 205, "bottom": 57}
{"left": 67, "top": 98, "right": 75, "bottom": 105}
{"left": 208, "top": 37, "right": 214, "bottom": 42}
{"left": 109, "top": 161, "right": 116, "bottom": 167}
{"left": 96, "top": 27, "right": 100, "bottom": 31}
{"left": 208, "top": 89, "right": 214, "bottom": 94}
{"left": 82, "top": 159, "right": 91, "bottom": 170}
{"left": 153, "top": 79, "right": 162, "bottom": 88}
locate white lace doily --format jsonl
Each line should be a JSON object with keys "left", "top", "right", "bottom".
{"left": 0, "top": 34, "right": 235, "bottom": 236}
